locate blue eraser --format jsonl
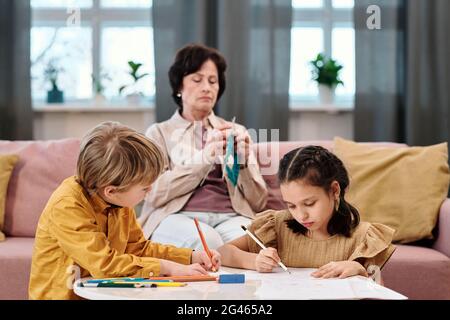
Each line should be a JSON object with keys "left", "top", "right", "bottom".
{"left": 218, "top": 274, "right": 245, "bottom": 284}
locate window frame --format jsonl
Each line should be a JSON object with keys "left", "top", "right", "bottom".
{"left": 31, "top": 0, "right": 153, "bottom": 103}
{"left": 290, "top": 0, "right": 354, "bottom": 107}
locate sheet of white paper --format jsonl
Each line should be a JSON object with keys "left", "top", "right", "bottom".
{"left": 218, "top": 267, "right": 407, "bottom": 300}
{"left": 347, "top": 277, "right": 407, "bottom": 300}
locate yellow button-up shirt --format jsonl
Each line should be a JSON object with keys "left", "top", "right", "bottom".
{"left": 29, "top": 176, "right": 193, "bottom": 300}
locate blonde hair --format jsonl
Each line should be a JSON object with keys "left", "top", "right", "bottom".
{"left": 77, "top": 121, "right": 164, "bottom": 194}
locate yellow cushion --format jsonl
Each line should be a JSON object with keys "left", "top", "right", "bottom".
{"left": 334, "top": 137, "right": 450, "bottom": 244}
{"left": 0, "top": 154, "right": 19, "bottom": 241}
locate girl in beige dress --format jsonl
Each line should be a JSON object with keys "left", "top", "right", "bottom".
{"left": 218, "top": 145, "right": 396, "bottom": 279}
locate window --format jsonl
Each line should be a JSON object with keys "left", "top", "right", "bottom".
{"left": 290, "top": 0, "right": 355, "bottom": 105}
{"left": 31, "top": 0, "right": 154, "bottom": 102}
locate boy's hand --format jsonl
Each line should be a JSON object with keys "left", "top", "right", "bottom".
{"left": 192, "top": 249, "right": 221, "bottom": 272}
{"left": 311, "top": 261, "right": 368, "bottom": 279}
{"left": 159, "top": 259, "right": 208, "bottom": 276}
{"left": 255, "top": 247, "right": 280, "bottom": 273}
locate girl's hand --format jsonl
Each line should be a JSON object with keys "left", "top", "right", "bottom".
{"left": 311, "top": 261, "right": 368, "bottom": 279}
{"left": 192, "top": 250, "right": 221, "bottom": 272}
{"left": 159, "top": 259, "right": 209, "bottom": 276}
{"left": 255, "top": 247, "right": 280, "bottom": 273}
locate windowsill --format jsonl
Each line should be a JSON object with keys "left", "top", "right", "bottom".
{"left": 289, "top": 102, "right": 354, "bottom": 113}
{"left": 33, "top": 101, "right": 352, "bottom": 114}
{"left": 33, "top": 100, "right": 155, "bottom": 113}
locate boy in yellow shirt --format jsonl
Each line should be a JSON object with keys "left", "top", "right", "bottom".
{"left": 29, "top": 122, "right": 221, "bottom": 299}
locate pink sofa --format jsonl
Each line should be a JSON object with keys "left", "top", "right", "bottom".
{"left": 0, "top": 139, "right": 79, "bottom": 300}
{"left": 0, "top": 139, "right": 449, "bottom": 300}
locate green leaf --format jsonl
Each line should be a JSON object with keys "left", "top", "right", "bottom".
{"left": 135, "top": 73, "right": 149, "bottom": 81}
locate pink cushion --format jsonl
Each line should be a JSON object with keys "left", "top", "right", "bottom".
{"left": 383, "top": 245, "right": 450, "bottom": 299}
{"left": 0, "top": 237, "right": 35, "bottom": 299}
{"left": 263, "top": 175, "right": 286, "bottom": 211}
{"left": 0, "top": 139, "right": 80, "bottom": 237}
{"left": 254, "top": 141, "right": 334, "bottom": 177}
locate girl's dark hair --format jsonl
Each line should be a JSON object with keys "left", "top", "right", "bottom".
{"left": 168, "top": 43, "right": 227, "bottom": 110}
{"left": 278, "top": 145, "right": 360, "bottom": 237}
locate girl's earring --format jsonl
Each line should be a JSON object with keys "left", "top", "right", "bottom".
{"left": 176, "top": 92, "right": 182, "bottom": 98}
{"left": 335, "top": 197, "right": 340, "bottom": 211}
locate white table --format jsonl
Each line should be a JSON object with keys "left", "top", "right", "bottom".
{"left": 74, "top": 267, "right": 407, "bottom": 300}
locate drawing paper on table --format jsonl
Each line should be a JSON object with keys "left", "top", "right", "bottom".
{"left": 237, "top": 268, "right": 407, "bottom": 300}
{"left": 347, "top": 277, "right": 407, "bottom": 300}
{"left": 256, "top": 278, "right": 355, "bottom": 299}
{"left": 240, "top": 268, "right": 316, "bottom": 281}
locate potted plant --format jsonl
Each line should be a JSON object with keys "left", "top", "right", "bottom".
{"left": 310, "top": 53, "right": 344, "bottom": 105}
{"left": 118, "top": 61, "right": 149, "bottom": 105}
{"left": 44, "top": 59, "right": 64, "bottom": 104}
{"left": 92, "top": 70, "right": 111, "bottom": 105}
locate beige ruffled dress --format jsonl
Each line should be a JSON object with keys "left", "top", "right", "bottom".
{"left": 247, "top": 210, "right": 396, "bottom": 269}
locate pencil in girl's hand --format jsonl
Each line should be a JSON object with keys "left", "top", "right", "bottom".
{"left": 241, "top": 225, "right": 291, "bottom": 274}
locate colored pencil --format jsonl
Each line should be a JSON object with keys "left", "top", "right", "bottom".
{"left": 148, "top": 275, "right": 218, "bottom": 282}
{"left": 194, "top": 217, "right": 217, "bottom": 272}
{"left": 241, "top": 225, "right": 291, "bottom": 274}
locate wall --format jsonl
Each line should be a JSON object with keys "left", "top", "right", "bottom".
{"left": 33, "top": 107, "right": 353, "bottom": 141}
{"left": 289, "top": 109, "right": 353, "bottom": 141}
{"left": 33, "top": 106, "right": 155, "bottom": 140}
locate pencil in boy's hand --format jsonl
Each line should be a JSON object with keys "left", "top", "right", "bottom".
{"left": 194, "top": 218, "right": 217, "bottom": 272}
{"left": 241, "top": 225, "right": 291, "bottom": 274}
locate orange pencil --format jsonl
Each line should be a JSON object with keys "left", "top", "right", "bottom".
{"left": 193, "top": 217, "right": 216, "bottom": 272}
{"left": 148, "top": 275, "right": 218, "bottom": 282}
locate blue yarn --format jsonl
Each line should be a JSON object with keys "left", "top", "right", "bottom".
{"left": 224, "top": 134, "right": 240, "bottom": 187}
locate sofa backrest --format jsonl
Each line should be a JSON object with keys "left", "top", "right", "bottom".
{"left": 253, "top": 140, "right": 406, "bottom": 211}
{"left": 0, "top": 139, "right": 80, "bottom": 237}
{"left": 253, "top": 141, "right": 335, "bottom": 211}
{"left": 0, "top": 137, "right": 406, "bottom": 238}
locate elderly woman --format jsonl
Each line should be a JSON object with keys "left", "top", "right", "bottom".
{"left": 139, "top": 44, "right": 268, "bottom": 249}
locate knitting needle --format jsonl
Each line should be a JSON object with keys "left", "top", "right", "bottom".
{"left": 200, "top": 117, "right": 235, "bottom": 186}
{"left": 223, "top": 116, "right": 236, "bottom": 180}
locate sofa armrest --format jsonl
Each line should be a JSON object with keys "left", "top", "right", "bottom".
{"left": 432, "top": 198, "right": 450, "bottom": 258}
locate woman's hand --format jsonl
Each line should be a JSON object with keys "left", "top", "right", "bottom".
{"left": 192, "top": 249, "right": 221, "bottom": 272}
{"left": 311, "top": 261, "right": 368, "bottom": 279}
{"left": 255, "top": 247, "right": 280, "bottom": 273}
{"left": 235, "top": 131, "right": 250, "bottom": 167}
{"left": 203, "top": 123, "right": 251, "bottom": 167}
{"left": 203, "top": 129, "right": 227, "bottom": 164}
{"left": 159, "top": 259, "right": 209, "bottom": 276}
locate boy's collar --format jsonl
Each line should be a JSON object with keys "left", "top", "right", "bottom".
{"left": 90, "top": 192, "right": 123, "bottom": 214}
